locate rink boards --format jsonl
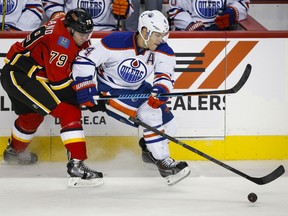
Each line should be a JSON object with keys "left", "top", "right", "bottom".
{"left": 0, "top": 31, "right": 287, "bottom": 161}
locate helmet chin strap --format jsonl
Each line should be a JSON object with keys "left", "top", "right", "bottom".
{"left": 139, "top": 31, "right": 151, "bottom": 49}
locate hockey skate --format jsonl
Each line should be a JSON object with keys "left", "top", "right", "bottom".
{"left": 139, "top": 138, "right": 190, "bottom": 185}
{"left": 3, "top": 140, "right": 38, "bottom": 165}
{"left": 156, "top": 157, "right": 190, "bottom": 186}
{"left": 139, "top": 138, "right": 157, "bottom": 164}
{"left": 67, "top": 159, "right": 104, "bottom": 188}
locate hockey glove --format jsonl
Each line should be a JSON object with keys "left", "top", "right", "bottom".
{"left": 112, "top": 0, "right": 131, "bottom": 19}
{"left": 186, "top": 21, "right": 206, "bottom": 31}
{"left": 214, "top": 6, "right": 238, "bottom": 29}
{"left": 72, "top": 76, "right": 98, "bottom": 107}
{"left": 87, "top": 99, "right": 107, "bottom": 112}
{"left": 148, "top": 85, "right": 169, "bottom": 109}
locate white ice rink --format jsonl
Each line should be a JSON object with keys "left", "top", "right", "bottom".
{"left": 0, "top": 152, "right": 287, "bottom": 216}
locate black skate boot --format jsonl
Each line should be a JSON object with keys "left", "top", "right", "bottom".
{"left": 139, "top": 137, "right": 157, "bottom": 164}
{"left": 3, "top": 139, "right": 38, "bottom": 165}
{"left": 155, "top": 157, "right": 190, "bottom": 186}
{"left": 67, "top": 159, "right": 104, "bottom": 187}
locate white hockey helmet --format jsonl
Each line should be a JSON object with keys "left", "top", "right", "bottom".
{"left": 138, "top": 10, "right": 170, "bottom": 44}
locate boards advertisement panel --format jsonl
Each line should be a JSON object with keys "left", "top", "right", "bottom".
{"left": 0, "top": 33, "right": 287, "bottom": 139}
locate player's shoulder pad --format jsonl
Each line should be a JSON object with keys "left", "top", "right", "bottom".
{"left": 155, "top": 43, "right": 175, "bottom": 56}
{"left": 101, "top": 32, "right": 134, "bottom": 49}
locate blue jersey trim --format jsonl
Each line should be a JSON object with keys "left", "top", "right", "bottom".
{"left": 156, "top": 43, "right": 175, "bottom": 55}
{"left": 101, "top": 32, "right": 134, "bottom": 49}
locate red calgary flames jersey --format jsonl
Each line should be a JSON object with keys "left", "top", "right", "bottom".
{"left": 5, "top": 17, "right": 89, "bottom": 85}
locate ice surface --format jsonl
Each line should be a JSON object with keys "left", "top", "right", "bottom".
{"left": 0, "top": 152, "right": 287, "bottom": 216}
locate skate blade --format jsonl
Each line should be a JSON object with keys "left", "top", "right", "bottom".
{"left": 67, "top": 177, "right": 104, "bottom": 188}
{"left": 1, "top": 159, "right": 37, "bottom": 165}
{"left": 166, "top": 167, "right": 191, "bottom": 186}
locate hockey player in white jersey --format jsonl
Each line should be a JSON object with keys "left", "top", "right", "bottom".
{"left": 168, "top": 0, "right": 250, "bottom": 31}
{"left": 42, "top": 0, "right": 134, "bottom": 31}
{"left": 71, "top": 10, "right": 191, "bottom": 185}
{"left": 0, "top": 0, "right": 43, "bottom": 31}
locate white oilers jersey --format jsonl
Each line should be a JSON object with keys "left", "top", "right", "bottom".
{"left": 72, "top": 32, "right": 176, "bottom": 91}
{"left": 168, "top": 0, "right": 250, "bottom": 30}
{"left": 0, "top": 0, "right": 43, "bottom": 31}
{"left": 43, "top": 0, "right": 132, "bottom": 31}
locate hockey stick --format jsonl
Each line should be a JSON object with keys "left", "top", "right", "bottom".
{"left": 116, "top": 18, "right": 120, "bottom": 31}
{"left": 1, "top": 0, "right": 7, "bottom": 31}
{"left": 105, "top": 105, "right": 285, "bottom": 185}
{"left": 216, "top": 0, "right": 227, "bottom": 15}
{"left": 94, "top": 64, "right": 252, "bottom": 100}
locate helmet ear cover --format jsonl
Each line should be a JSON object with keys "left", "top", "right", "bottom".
{"left": 64, "top": 8, "right": 93, "bottom": 34}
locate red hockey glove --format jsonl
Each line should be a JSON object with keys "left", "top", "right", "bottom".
{"left": 112, "top": 0, "right": 131, "bottom": 19}
{"left": 147, "top": 85, "right": 169, "bottom": 109}
{"left": 214, "top": 6, "right": 238, "bottom": 29}
{"left": 72, "top": 76, "right": 98, "bottom": 107}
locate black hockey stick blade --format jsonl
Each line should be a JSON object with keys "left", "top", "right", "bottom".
{"left": 126, "top": 115, "right": 285, "bottom": 185}
{"left": 225, "top": 63, "right": 252, "bottom": 94}
{"left": 162, "top": 63, "right": 252, "bottom": 97}
{"left": 245, "top": 165, "right": 285, "bottom": 185}
{"left": 94, "top": 64, "right": 252, "bottom": 100}
{"left": 179, "top": 142, "right": 285, "bottom": 185}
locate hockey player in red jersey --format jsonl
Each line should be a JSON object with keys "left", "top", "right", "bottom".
{"left": 0, "top": 8, "right": 103, "bottom": 187}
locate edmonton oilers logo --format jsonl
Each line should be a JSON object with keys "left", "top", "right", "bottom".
{"left": 77, "top": 0, "right": 105, "bottom": 18}
{"left": 117, "top": 58, "right": 147, "bottom": 83}
{"left": 0, "top": 0, "right": 18, "bottom": 15}
{"left": 194, "top": 0, "right": 223, "bottom": 19}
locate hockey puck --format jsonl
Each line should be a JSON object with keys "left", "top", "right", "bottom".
{"left": 248, "top": 192, "right": 257, "bottom": 203}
